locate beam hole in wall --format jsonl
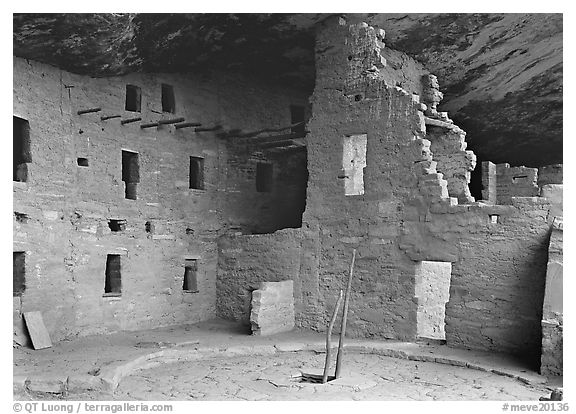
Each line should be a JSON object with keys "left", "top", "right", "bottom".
{"left": 189, "top": 156, "right": 205, "bottom": 190}
{"left": 256, "top": 162, "right": 273, "bottom": 193}
{"left": 342, "top": 134, "right": 367, "bottom": 196}
{"left": 415, "top": 261, "right": 452, "bottom": 341}
{"left": 513, "top": 175, "right": 528, "bottom": 183}
{"left": 125, "top": 84, "right": 141, "bottom": 112}
{"left": 13, "top": 252, "right": 25, "bottom": 297}
{"left": 161, "top": 83, "right": 176, "bottom": 113}
{"left": 290, "top": 105, "right": 305, "bottom": 134}
{"left": 104, "top": 254, "right": 122, "bottom": 296}
{"left": 145, "top": 221, "right": 154, "bottom": 233}
{"left": 13, "top": 116, "right": 31, "bottom": 182}
{"left": 108, "top": 219, "right": 127, "bottom": 232}
{"left": 122, "top": 150, "right": 139, "bottom": 200}
{"left": 183, "top": 259, "right": 198, "bottom": 293}
{"left": 77, "top": 157, "right": 89, "bottom": 167}
{"left": 14, "top": 212, "right": 29, "bottom": 224}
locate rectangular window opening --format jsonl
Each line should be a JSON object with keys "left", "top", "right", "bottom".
{"left": 145, "top": 221, "right": 154, "bottom": 233}
{"left": 77, "top": 157, "right": 89, "bottom": 167}
{"left": 125, "top": 85, "right": 141, "bottom": 112}
{"left": 183, "top": 260, "right": 198, "bottom": 292}
{"left": 189, "top": 156, "right": 205, "bottom": 190}
{"left": 104, "top": 254, "right": 122, "bottom": 296}
{"left": 161, "top": 84, "right": 176, "bottom": 114}
{"left": 342, "top": 134, "right": 367, "bottom": 196}
{"left": 122, "top": 150, "right": 139, "bottom": 200}
{"left": 256, "top": 162, "right": 273, "bottom": 193}
{"left": 13, "top": 116, "right": 31, "bottom": 182}
{"left": 13, "top": 252, "right": 25, "bottom": 297}
{"left": 290, "top": 105, "right": 305, "bottom": 134}
{"left": 108, "top": 219, "right": 127, "bottom": 232}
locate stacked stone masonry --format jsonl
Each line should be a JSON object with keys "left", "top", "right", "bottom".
{"left": 14, "top": 16, "right": 562, "bottom": 378}
{"left": 13, "top": 57, "right": 308, "bottom": 341}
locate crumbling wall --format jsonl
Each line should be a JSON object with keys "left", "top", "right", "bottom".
{"left": 495, "top": 163, "right": 539, "bottom": 204}
{"left": 299, "top": 17, "right": 558, "bottom": 364}
{"left": 301, "top": 18, "right": 433, "bottom": 340}
{"left": 425, "top": 125, "right": 476, "bottom": 203}
{"left": 537, "top": 164, "right": 563, "bottom": 187}
{"left": 13, "top": 57, "right": 309, "bottom": 341}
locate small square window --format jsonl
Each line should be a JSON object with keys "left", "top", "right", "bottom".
{"left": 77, "top": 158, "right": 89, "bottom": 167}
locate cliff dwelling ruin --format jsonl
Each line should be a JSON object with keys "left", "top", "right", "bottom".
{"left": 13, "top": 13, "right": 563, "bottom": 403}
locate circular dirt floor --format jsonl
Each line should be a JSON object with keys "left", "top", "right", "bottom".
{"left": 111, "top": 351, "right": 548, "bottom": 401}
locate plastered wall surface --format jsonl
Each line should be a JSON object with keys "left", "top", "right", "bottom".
{"left": 13, "top": 57, "right": 308, "bottom": 341}
{"left": 541, "top": 218, "right": 562, "bottom": 376}
{"left": 14, "top": 17, "right": 562, "bottom": 376}
{"left": 298, "top": 18, "right": 560, "bottom": 367}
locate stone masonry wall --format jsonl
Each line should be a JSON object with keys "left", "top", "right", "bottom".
{"left": 541, "top": 218, "right": 563, "bottom": 376}
{"left": 302, "top": 18, "right": 432, "bottom": 340}
{"left": 299, "top": 18, "right": 557, "bottom": 364}
{"left": 495, "top": 163, "right": 539, "bottom": 204}
{"left": 216, "top": 229, "right": 303, "bottom": 326}
{"left": 13, "top": 57, "right": 308, "bottom": 341}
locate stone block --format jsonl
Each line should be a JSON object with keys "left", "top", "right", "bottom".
{"left": 26, "top": 376, "right": 68, "bottom": 394}
{"left": 250, "top": 280, "right": 295, "bottom": 336}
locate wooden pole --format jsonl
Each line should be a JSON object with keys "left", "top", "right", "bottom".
{"left": 335, "top": 249, "right": 356, "bottom": 379}
{"left": 120, "top": 117, "right": 141, "bottom": 125}
{"left": 175, "top": 122, "right": 202, "bottom": 129}
{"left": 158, "top": 117, "right": 185, "bottom": 125}
{"left": 100, "top": 115, "right": 121, "bottom": 121}
{"left": 322, "top": 289, "right": 344, "bottom": 384}
{"left": 77, "top": 107, "right": 101, "bottom": 115}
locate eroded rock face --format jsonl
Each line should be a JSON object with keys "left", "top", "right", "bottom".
{"left": 13, "top": 13, "right": 562, "bottom": 167}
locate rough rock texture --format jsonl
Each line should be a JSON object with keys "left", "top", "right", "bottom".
{"left": 13, "top": 13, "right": 562, "bottom": 168}
{"left": 363, "top": 13, "right": 563, "bottom": 167}
{"left": 250, "top": 280, "right": 295, "bottom": 336}
{"left": 13, "top": 57, "right": 308, "bottom": 341}
{"left": 540, "top": 218, "right": 563, "bottom": 376}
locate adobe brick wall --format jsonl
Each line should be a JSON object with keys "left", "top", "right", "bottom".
{"left": 13, "top": 57, "right": 308, "bottom": 341}
{"left": 216, "top": 230, "right": 303, "bottom": 326}
{"left": 298, "top": 18, "right": 559, "bottom": 365}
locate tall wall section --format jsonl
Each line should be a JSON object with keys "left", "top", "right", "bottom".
{"left": 300, "top": 17, "right": 559, "bottom": 366}
{"left": 13, "top": 57, "right": 308, "bottom": 341}
{"left": 302, "top": 18, "right": 431, "bottom": 339}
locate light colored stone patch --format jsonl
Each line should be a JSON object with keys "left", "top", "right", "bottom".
{"left": 250, "top": 280, "right": 295, "bottom": 336}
